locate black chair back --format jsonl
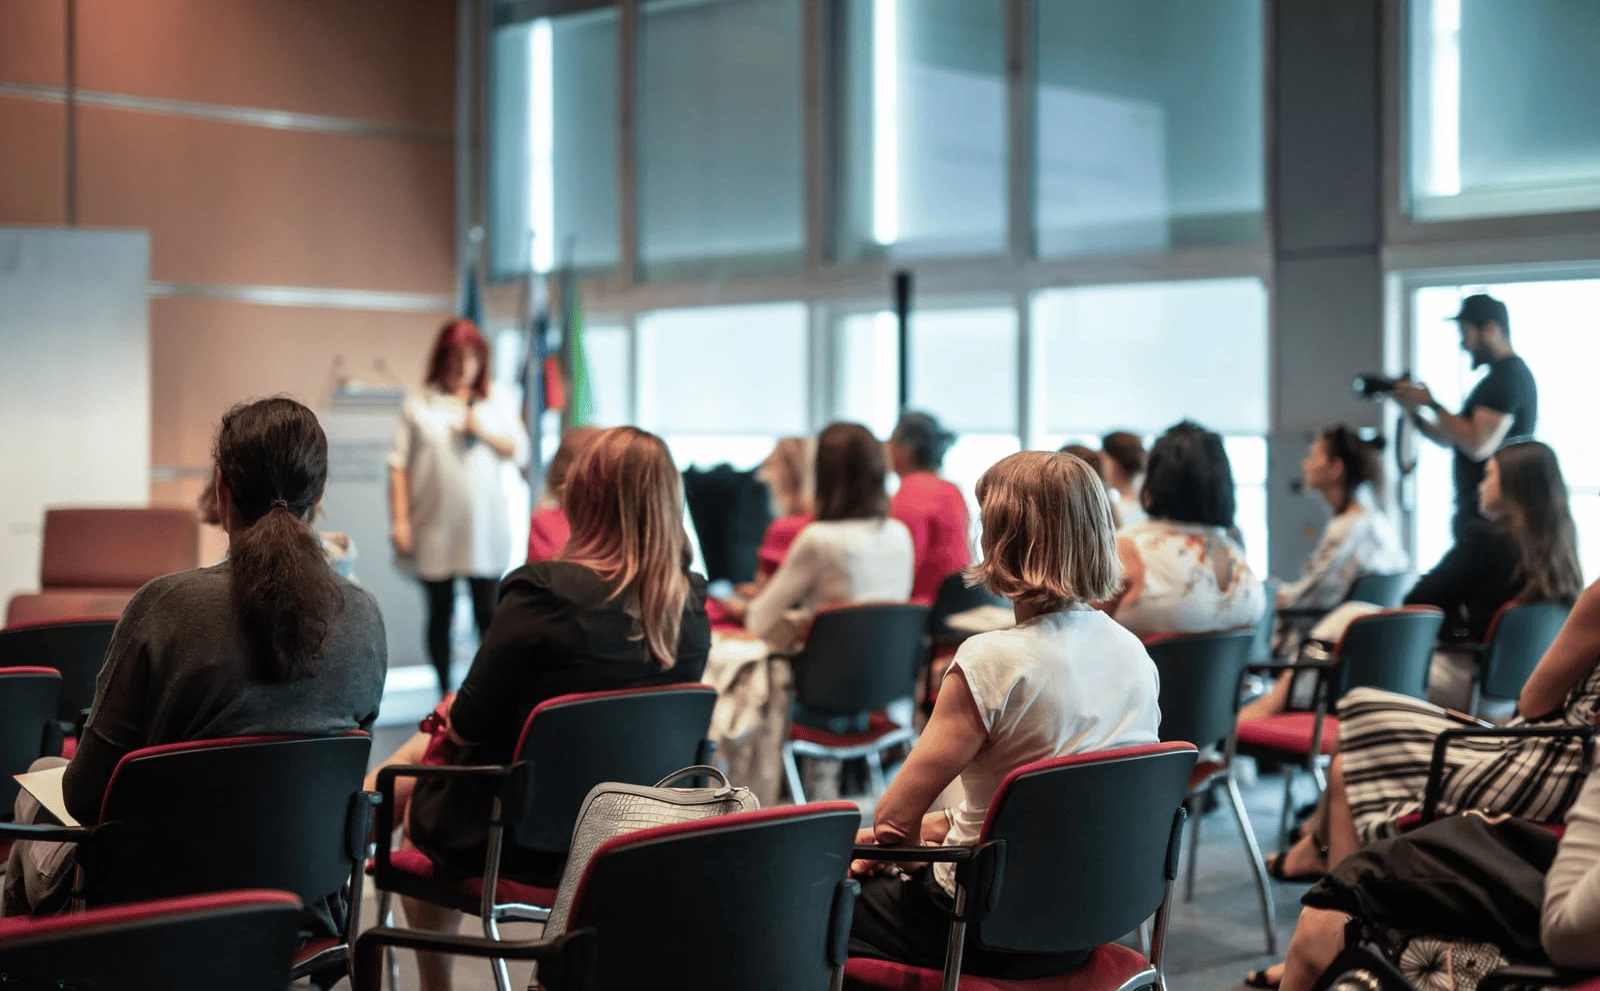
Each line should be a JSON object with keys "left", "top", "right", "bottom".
{"left": 567, "top": 804, "right": 859, "bottom": 991}
{"left": 508, "top": 684, "right": 716, "bottom": 853}
{"left": 683, "top": 465, "right": 771, "bottom": 584}
{"left": 969, "top": 743, "right": 1196, "bottom": 953}
{"left": 85, "top": 735, "right": 372, "bottom": 909}
{"left": 1329, "top": 607, "right": 1444, "bottom": 701}
{"left": 0, "top": 667, "right": 62, "bottom": 813}
{"left": 0, "top": 890, "right": 304, "bottom": 991}
{"left": 792, "top": 604, "right": 931, "bottom": 716}
{"left": 1347, "top": 573, "right": 1413, "bottom": 608}
{"left": 1481, "top": 602, "right": 1571, "bottom": 701}
{"left": 927, "top": 573, "right": 1004, "bottom": 643}
{"left": 1146, "top": 631, "right": 1255, "bottom": 750}
{"left": 0, "top": 618, "right": 116, "bottom": 727}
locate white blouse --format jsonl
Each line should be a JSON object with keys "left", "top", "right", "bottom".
{"left": 388, "top": 386, "right": 530, "bottom": 581}
{"left": 1113, "top": 519, "right": 1265, "bottom": 638}
{"left": 745, "top": 518, "right": 914, "bottom": 650}
{"left": 1277, "top": 492, "right": 1409, "bottom": 611}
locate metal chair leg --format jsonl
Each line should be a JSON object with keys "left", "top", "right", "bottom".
{"left": 781, "top": 742, "right": 806, "bottom": 805}
{"left": 483, "top": 911, "right": 513, "bottom": 991}
{"left": 378, "top": 890, "right": 398, "bottom": 991}
{"left": 1184, "top": 797, "right": 1201, "bottom": 902}
{"left": 1226, "top": 770, "right": 1277, "bottom": 956}
{"left": 865, "top": 749, "right": 888, "bottom": 796}
{"left": 1278, "top": 767, "right": 1296, "bottom": 851}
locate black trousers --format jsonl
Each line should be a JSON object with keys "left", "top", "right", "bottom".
{"left": 422, "top": 576, "right": 500, "bottom": 695}
{"left": 846, "top": 868, "right": 1091, "bottom": 983}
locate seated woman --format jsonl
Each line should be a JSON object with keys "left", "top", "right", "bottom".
{"left": 1273, "top": 444, "right": 1589, "bottom": 887}
{"left": 1274, "top": 757, "right": 1600, "bottom": 991}
{"left": 1099, "top": 431, "right": 1148, "bottom": 530}
{"left": 753, "top": 436, "right": 815, "bottom": 583}
{"left": 525, "top": 426, "right": 599, "bottom": 562}
{"left": 1406, "top": 441, "right": 1581, "bottom": 710}
{"left": 369, "top": 426, "right": 710, "bottom": 991}
{"left": 1239, "top": 426, "right": 1408, "bottom": 722}
{"left": 1110, "top": 421, "right": 1265, "bottom": 638}
{"left": 889, "top": 411, "right": 971, "bottom": 606}
{"left": 3, "top": 398, "right": 387, "bottom": 933}
{"left": 848, "top": 450, "right": 1161, "bottom": 980}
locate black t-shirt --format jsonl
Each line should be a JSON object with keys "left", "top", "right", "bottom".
{"left": 1404, "top": 520, "right": 1521, "bottom": 644}
{"left": 1453, "top": 356, "right": 1537, "bottom": 530}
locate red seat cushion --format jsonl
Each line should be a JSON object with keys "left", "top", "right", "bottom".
{"left": 60, "top": 736, "right": 77, "bottom": 760}
{"left": 1187, "top": 760, "right": 1225, "bottom": 793}
{"left": 790, "top": 711, "right": 904, "bottom": 748}
{"left": 292, "top": 937, "right": 344, "bottom": 968}
{"left": 844, "top": 942, "right": 1152, "bottom": 991}
{"left": 1236, "top": 713, "right": 1339, "bottom": 757}
{"left": 382, "top": 846, "right": 557, "bottom": 907}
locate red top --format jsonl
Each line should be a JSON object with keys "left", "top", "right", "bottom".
{"left": 526, "top": 506, "right": 571, "bottom": 564}
{"left": 891, "top": 473, "right": 972, "bottom": 605}
{"left": 756, "top": 513, "right": 814, "bottom": 578}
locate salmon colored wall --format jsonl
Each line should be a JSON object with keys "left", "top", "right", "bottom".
{"left": 0, "top": 0, "right": 457, "bottom": 504}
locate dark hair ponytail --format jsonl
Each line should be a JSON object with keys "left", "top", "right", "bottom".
{"left": 214, "top": 397, "right": 343, "bottom": 681}
{"left": 1321, "top": 425, "right": 1386, "bottom": 513}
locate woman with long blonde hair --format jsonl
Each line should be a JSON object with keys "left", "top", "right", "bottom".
{"left": 368, "top": 426, "right": 710, "bottom": 991}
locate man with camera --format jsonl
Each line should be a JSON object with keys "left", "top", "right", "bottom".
{"left": 1390, "top": 293, "right": 1537, "bottom": 540}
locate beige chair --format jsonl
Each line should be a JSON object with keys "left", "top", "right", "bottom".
{"left": 5, "top": 508, "right": 200, "bottom": 626}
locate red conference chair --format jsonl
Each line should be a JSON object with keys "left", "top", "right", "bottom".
{"left": 1470, "top": 601, "right": 1571, "bottom": 716}
{"left": 0, "top": 734, "right": 376, "bottom": 989}
{"left": 845, "top": 743, "right": 1198, "bottom": 991}
{"left": 0, "top": 667, "right": 63, "bottom": 819}
{"left": 5, "top": 507, "right": 199, "bottom": 626}
{"left": 0, "top": 889, "right": 305, "bottom": 991}
{"left": 1145, "top": 630, "right": 1275, "bottom": 954}
{"left": 1237, "top": 605, "right": 1444, "bottom": 847}
{"left": 370, "top": 683, "right": 717, "bottom": 991}
{"left": 781, "top": 603, "right": 930, "bottom": 803}
{"left": 358, "top": 803, "right": 860, "bottom": 991}
{"left": 0, "top": 616, "right": 117, "bottom": 748}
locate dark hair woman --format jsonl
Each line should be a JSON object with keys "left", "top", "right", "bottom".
{"left": 1109, "top": 421, "right": 1265, "bottom": 638}
{"left": 389, "top": 319, "right": 530, "bottom": 697}
{"left": 3, "top": 398, "right": 387, "bottom": 933}
{"left": 888, "top": 411, "right": 971, "bottom": 604}
{"left": 1098, "top": 431, "right": 1148, "bottom": 529}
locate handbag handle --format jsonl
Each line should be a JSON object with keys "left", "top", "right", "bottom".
{"left": 655, "top": 765, "right": 733, "bottom": 791}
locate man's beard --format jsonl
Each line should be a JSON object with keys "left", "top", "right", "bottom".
{"left": 1469, "top": 345, "right": 1493, "bottom": 369}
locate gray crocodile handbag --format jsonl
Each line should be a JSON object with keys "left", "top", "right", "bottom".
{"left": 542, "top": 764, "right": 758, "bottom": 939}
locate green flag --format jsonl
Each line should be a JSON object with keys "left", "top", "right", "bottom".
{"left": 566, "top": 286, "right": 594, "bottom": 428}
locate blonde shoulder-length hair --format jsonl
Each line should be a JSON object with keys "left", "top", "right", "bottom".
{"left": 968, "top": 450, "right": 1121, "bottom": 612}
{"left": 559, "top": 427, "right": 692, "bottom": 668}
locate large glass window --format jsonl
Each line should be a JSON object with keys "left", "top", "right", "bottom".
{"left": 833, "top": 0, "right": 1008, "bottom": 262}
{"left": 637, "top": 0, "right": 804, "bottom": 281}
{"left": 1030, "top": 278, "right": 1269, "bottom": 572}
{"left": 1033, "top": 0, "right": 1264, "bottom": 258}
{"left": 1410, "top": 279, "right": 1600, "bottom": 582}
{"left": 1408, "top": 0, "right": 1600, "bottom": 221}
{"left": 490, "top": 10, "right": 620, "bottom": 277}
{"left": 637, "top": 302, "right": 809, "bottom": 469}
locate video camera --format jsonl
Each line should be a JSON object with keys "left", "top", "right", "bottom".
{"left": 1353, "top": 373, "right": 1410, "bottom": 400}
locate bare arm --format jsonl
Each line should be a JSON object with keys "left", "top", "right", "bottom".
{"left": 388, "top": 466, "right": 413, "bottom": 554}
{"left": 1543, "top": 768, "right": 1600, "bottom": 967}
{"left": 464, "top": 406, "right": 520, "bottom": 461}
{"left": 870, "top": 669, "right": 987, "bottom": 847}
{"left": 1519, "top": 581, "right": 1600, "bottom": 719}
{"left": 1396, "top": 381, "right": 1511, "bottom": 460}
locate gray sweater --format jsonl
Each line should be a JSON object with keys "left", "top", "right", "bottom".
{"left": 1543, "top": 763, "right": 1600, "bottom": 967}
{"left": 61, "top": 563, "right": 388, "bottom": 824}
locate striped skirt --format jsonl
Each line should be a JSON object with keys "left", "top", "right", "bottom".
{"left": 1337, "top": 687, "right": 1593, "bottom": 843}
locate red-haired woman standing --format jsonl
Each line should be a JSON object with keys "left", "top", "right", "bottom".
{"left": 389, "top": 319, "right": 530, "bottom": 697}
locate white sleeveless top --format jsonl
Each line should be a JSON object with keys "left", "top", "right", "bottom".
{"left": 1113, "top": 519, "right": 1265, "bottom": 638}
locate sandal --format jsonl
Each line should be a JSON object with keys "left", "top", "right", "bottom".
{"left": 1265, "top": 851, "right": 1325, "bottom": 883}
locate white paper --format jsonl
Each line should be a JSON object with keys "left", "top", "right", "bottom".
{"left": 945, "top": 604, "right": 1017, "bottom": 635}
{"left": 14, "top": 766, "right": 79, "bottom": 828}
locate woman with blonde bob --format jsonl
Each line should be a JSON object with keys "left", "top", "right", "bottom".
{"left": 848, "top": 450, "right": 1162, "bottom": 981}
{"left": 368, "top": 426, "right": 710, "bottom": 991}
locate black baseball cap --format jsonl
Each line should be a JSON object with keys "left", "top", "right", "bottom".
{"left": 1449, "top": 293, "right": 1510, "bottom": 331}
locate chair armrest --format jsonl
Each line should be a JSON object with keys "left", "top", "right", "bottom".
{"left": 852, "top": 843, "right": 975, "bottom": 864}
{"left": 1247, "top": 657, "right": 1338, "bottom": 676}
{"left": 1275, "top": 608, "right": 1328, "bottom": 622}
{"left": 1478, "top": 964, "right": 1600, "bottom": 991}
{"left": 371, "top": 764, "right": 510, "bottom": 869}
{"left": 1421, "top": 725, "right": 1598, "bottom": 824}
{"left": 0, "top": 821, "right": 94, "bottom": 843}
{"left": 353, "top": 926, "right": 595, "bottom": 991}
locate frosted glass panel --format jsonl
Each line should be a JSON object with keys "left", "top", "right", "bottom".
{"left": 1034, "top": 0, "right": 1263, "bottom": 256}
{"left": 834, "top": 0, "right": 1007, "bottom": 261}
{"left": 1031, "top": 278, "right": 1267, "bottom": 436}
{"left": 910, "top": 308, "right": 1017, "bottom": 433}
{"left": 583, "top": 324, "right": 630, "bottom": 428}
{"left": 637, "top": 303, "right": 808, "bottom": 435}
{"left": 637, "top": 0, "right": 803, "bottom": 278}
{"left": 1409, "top": 0, "right": 1600, "bottom": 220}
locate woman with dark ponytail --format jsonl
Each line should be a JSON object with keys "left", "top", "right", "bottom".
{"left": 3, "top": 397, "right": 387, "bottom": 930}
